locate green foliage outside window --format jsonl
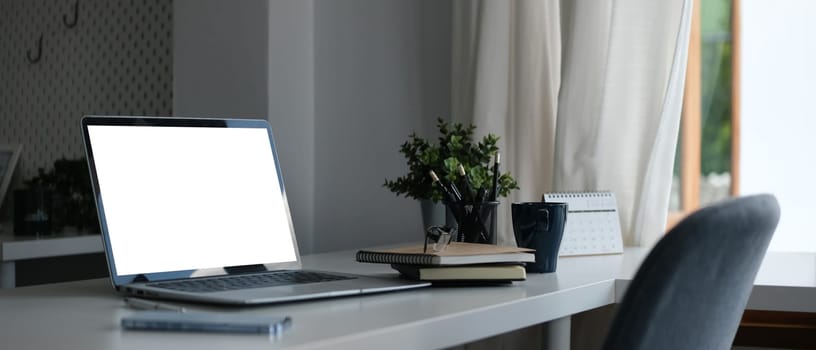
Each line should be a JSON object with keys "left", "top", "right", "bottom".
{"left": 700, "top": 0, "right": 733, "bottom": 175}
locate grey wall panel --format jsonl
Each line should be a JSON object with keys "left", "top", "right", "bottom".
{"left": 266, "top": 0, "right": 316, "bottom": 253}
{"left": 0, "top": 0, "right": 173, "bottom": 183}
{"left": 312, "top": 0, "right": 451, "bottom": 252}
{"left": 173, "top": 0, "right": 268, "bottom": 119}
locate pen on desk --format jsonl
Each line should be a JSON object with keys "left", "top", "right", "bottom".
{"left": 489, "top": 153, "right": 500, "bottom": 201}
{"left": 124, "top": 297, "right": 186, "bottom": 313}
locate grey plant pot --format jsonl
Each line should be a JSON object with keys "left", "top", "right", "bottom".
{"left": 420, "top": 199, "right": 446, "bottom": 231}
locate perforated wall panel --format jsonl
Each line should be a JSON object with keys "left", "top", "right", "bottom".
{"left": 0, "top": 0, "right": 173, "bottom": 181}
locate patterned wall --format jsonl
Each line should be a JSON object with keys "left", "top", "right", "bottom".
{"left": 0, "top": 0, "right": 173, "bottom": 182}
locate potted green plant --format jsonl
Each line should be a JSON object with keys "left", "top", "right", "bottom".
{"left": 384, "top": 119, "right": 519, "bottom": 242}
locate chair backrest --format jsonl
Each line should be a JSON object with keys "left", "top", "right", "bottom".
{"left": 601, "top": 194, "right": 780, "bottom": 350}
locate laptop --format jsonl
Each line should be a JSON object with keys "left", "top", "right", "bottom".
{"left": 81, "top": 116, "right": 429, "bottom": 305}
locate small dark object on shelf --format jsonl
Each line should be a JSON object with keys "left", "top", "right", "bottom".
{"left": 14, "top": 188, "right": 52, "bottom": 236}
{"left": 14, "top": 157, "right": 99, "bottom": 236}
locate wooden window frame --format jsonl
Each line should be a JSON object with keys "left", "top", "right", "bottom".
{"left": 668, "top": 0, "right": 740, "bottom": 229}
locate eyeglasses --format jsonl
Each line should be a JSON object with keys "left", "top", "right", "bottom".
{"left": 424, "top": 226, "right": 455, "bottom": 253}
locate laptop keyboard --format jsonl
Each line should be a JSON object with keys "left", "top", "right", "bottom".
{"left": 147, "top": 271, "right": 356, "bottom": 293}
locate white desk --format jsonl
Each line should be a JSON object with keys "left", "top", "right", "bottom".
{"left": 0, "top": 248, "right": 813, "bottom": 350}
{"left": 0, "top": 233, "right": 104, "bottom": 288}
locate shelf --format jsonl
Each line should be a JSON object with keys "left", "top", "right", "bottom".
{"left": 0, "top": 233, "right": 103, "bottom": 262}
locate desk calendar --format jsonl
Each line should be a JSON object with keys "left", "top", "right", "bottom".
{"left": 542, "top": 191, "right": 623, "bottom": 256}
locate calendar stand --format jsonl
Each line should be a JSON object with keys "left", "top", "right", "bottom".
{"left": 542, "top": 192, "right": 624, "bottom": 256}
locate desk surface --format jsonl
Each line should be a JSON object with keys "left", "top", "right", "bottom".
{"left": 0, "top": 247, "right": 813, "bottom": 350}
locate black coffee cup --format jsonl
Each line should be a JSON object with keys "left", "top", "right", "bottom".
{"left": 511, "top": 202, "right": 568, "bottom": 273}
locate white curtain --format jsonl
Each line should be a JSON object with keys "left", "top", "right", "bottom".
{"left": 452, "top": 0, "right": 692, "bottom": 248}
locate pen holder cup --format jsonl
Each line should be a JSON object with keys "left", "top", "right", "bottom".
{"left": 445, "top": 201, "right": 499, "bottom": 245}
{"left": 511, "top": 202, "right": 568, "bottom": 273}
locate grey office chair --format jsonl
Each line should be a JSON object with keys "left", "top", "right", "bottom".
{"left": 601, "top": 194, "right": 780, "bottom": 350}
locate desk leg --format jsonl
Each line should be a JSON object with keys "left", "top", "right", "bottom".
{"left": 543, "top": 316, "right": 571, "bottom": 350}
{"left": 1, "top": 261, "right": 15, "bottom": 288}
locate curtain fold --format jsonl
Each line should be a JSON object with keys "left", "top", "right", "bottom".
{"left": 452, "top": 0, "right": 561, "bottom": 246}
{"left": 452, "top": 0, "right": 692, "bottom": 247}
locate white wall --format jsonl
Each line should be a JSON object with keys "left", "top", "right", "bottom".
{"left": 174, "top": 0, "right": 451, "bottom": 253}
{"left": 740, "top": 0, "right": 816, "bottom": 252}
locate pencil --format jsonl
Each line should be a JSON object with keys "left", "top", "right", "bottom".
{"left": 489, "top": 153, "right": 500, "bottom": 201}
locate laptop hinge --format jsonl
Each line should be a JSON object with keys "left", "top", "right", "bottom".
{"left": 224, "top": 264, "right": 268, "bottom": 275}
{"left": 133, "top": 274, "right": 149, "bottom": 283}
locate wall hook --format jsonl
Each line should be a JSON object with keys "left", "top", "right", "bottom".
{"left": 26, "top": 34, "right": 43, "bottom": 64}
{"left": 63, "top": 0, "right": 79, "bottom": 28}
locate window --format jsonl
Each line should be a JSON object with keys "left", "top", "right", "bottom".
{"left": 669, "top": 0, "right": 738, "bottom": 227}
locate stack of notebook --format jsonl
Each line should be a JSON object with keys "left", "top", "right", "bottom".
{"left": 356, "top": 242, "right": 535, "bottom": 284}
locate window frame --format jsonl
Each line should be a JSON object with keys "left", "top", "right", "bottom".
{"left": 668, "top": 0, "right": 740, "bottom": 229}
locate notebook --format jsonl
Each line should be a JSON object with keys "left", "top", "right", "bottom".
{"left": 81, "top": 116, "right": 429, "bottom": 305}
{"left": 390, "top": 264, "right": 527, "bottom": 282}
{"left": 356, "top": 242, "right": 534, "bottom": 266}
{"left": 542, "top": 191, "right": 624, "bottom": 256}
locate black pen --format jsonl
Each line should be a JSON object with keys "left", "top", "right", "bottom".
{"left": 429, "top": 170, "right": 456, "bottom": 203}
{"left": 476, "top": 188, "right": 487, "bottom": 203}
{"left": 489, "top": 153, "right": 500, "bottom": 201}
{"left": 447, "top": 180, "right": 463, "bottom": 203}
{"left": 471, "top": 202, "right": 491, "bottom": 242}
{"left": 456, "top": 164, "right": 476, "bottom": 202}
{"left": 430, "top": 170, "right": 465, "bottom": 225}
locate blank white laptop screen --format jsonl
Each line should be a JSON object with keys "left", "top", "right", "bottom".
{"left": 87, "top": 125, "right": 297, "bottom": 276}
